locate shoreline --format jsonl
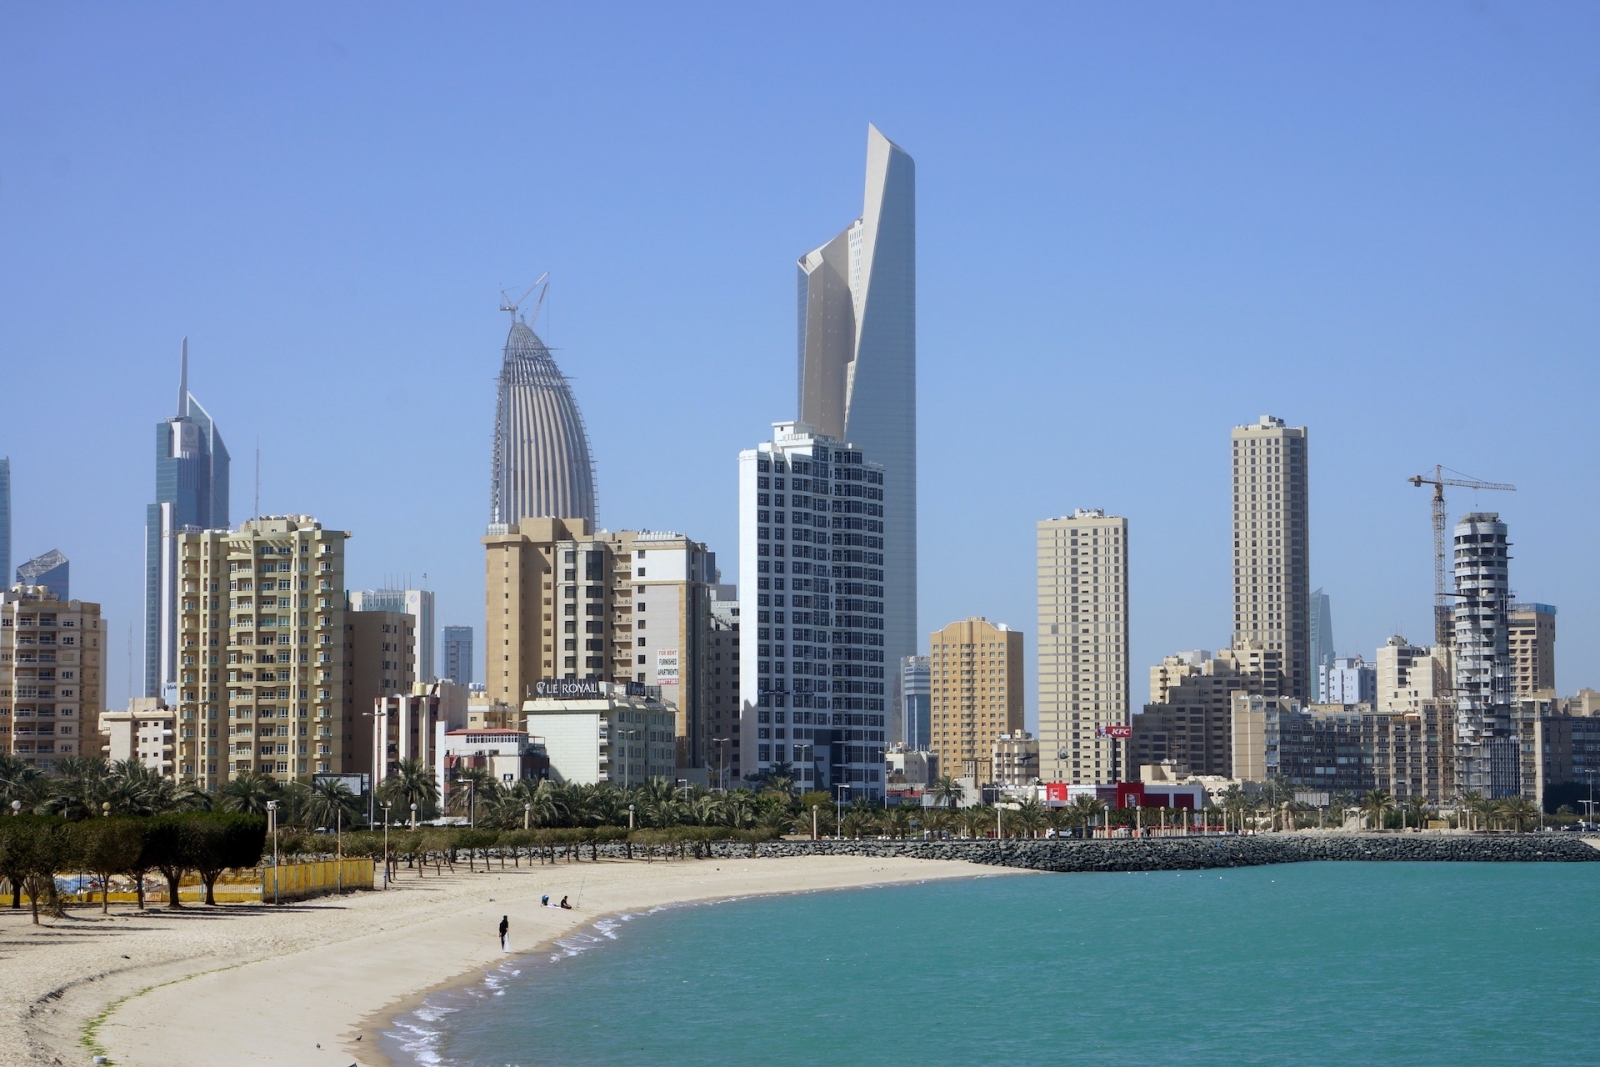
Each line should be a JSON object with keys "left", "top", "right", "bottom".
{"left": 369, "top": 881, "right": 934, "bottom": 1067}
{"left": 9, "top": 855, "right": 1012, "bottom": 1067}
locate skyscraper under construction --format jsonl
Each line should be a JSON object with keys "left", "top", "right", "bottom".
{"left": 489, "top": 289, "right": 596, "bottom": 528}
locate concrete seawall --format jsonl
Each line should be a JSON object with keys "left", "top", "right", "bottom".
{"left": 686, "top": 834, "right": 1600, "bottom": 872}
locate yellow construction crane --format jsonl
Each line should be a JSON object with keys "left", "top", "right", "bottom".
{"left": 1408, "top": 465, "right": 1515, "bottom": 646}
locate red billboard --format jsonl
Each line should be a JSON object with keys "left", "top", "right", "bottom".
{"left": 1096, "top": 724, "right": 1132, "bottom": 739}
{"left": 1044, "top": 783, "right": 1070, "bottom": 802}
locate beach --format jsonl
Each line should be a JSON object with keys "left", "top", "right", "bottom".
{"left": 1, "top": 853, "right": 1010, "bottom": 1067}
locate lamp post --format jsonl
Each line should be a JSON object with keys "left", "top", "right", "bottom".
{"left": 835, "top": 783, "right": 848, "bottom": 840}
{"left": 9, "top": 800, "right": 20, "bottom": 816}
{"left": 812, "top": 804, "right": 819, "bottom": 841}
{"left": 713, "top": 737, "right": 730, "bottom": 792}
{"left": 336, "top": 804, "right": 343, "bottom": 896}
{"left": 409, "top": 801, "right": 418, "bottom": 830}
{"left": 523, "top": 802, "right": 532, "bottom": 831}
{"left": 628, "top": 803, "right": 636, "bottom": 831}
{"left": 266, "top": 800, "right": 280, "bottom": 905}
{"left": 381, "top": 801, "right": 392, "bottom": 889}
{"left": 468, "top": 777, "right": 476, "bottom": 829}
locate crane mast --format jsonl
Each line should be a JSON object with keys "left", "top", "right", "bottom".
{"left": 1407, "top": 465, "right": 1516, "bottom": 647}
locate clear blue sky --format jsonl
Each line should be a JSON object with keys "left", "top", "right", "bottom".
{"left": 3, "top": 3, "right": 1597, "bottom": 721}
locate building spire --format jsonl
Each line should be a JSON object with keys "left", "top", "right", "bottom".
{"left": 178, "top": 336, "right": 189, "bottom": 417}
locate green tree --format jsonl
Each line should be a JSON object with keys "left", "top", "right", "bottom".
{"left": 191, "top": 814, "right": 267, "bottom": 905}
{"left": 449, "top": 767, "right": 499, "bottom": 825}
{"left": 305, "top": 778, "right": 362, "bottom": 832}
{"left": 930, "top": 775, "right": 965, "bottom": 810}
{"left": 1403, "top": 794, "right": 1432, "bottom": 831}
{"left": 1496, "top": 796, "right": 1540, "bottom": 833}
{"left": 377, "top": 759, "right": 441, "bottom": 822}
{"left": 217, "top": 772, "right": 281, "bottom": 816}
{"left": 1361, "top": 789, "right": 1395, "bottom": 832}
{"left": 883, "top": 805, "right": 914, "bottom": 839}
{"left": 144, "top": 813, "right": 205, "bottom": 909}
{"left": 1067, "top": 794, "right": 1106, "bottom": 838}
{"left": 1011, "top": 798, "right": 1049, "bottom": 839}
{"left": 3, "top": 817, "right": 75, "bottom": 923}
{"left": 72, "top": 817, "right": 146, "bottom": 914}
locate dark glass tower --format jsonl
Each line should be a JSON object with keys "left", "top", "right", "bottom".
{"left": 145, "top": 339, "right": 230, "bottom": 698}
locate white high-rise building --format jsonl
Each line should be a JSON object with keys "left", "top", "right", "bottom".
{"left": 797, "top": 125, "right": 917, "bottom": 697}
{"left": 350, "top": 589, "right": 436, "bottom": 683}
{"left": 739, "top": 422, "right": 888, "bottom": 800}
{"left": 1453, "top": 511, "right": 1518, "bottom": 797}
{"left": 1037, "top": 511, "right": 1130, "bottom": 784}
{"left": 1231, "top": 416, "right": 1311, "bottom": 700}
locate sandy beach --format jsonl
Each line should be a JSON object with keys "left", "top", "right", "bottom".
{"left": 1, "top": 853, "right": 1012, "bottom": 1067}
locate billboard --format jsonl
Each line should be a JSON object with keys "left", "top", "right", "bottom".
{"left": 1096, "top": 724, "right": 1132, "bottom": 739}
{"left": 655, "top": 648, "right": 680, "bottom": 685}
{"left": 312, "top": 773, "right": 370, "bottom": 796}
{"left": 533, "top": 678, "right": 602, "bottom": 699}
{"left": 1044, "top": 783, "right": 1070, "bottom": 803}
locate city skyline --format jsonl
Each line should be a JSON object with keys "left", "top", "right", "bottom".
{"left": 3, "top": 6, "right": 1597, "bottom": 721}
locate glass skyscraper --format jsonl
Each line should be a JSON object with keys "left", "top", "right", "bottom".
{"left": 145, "top": 339, "right": 230, "bottom": 698}
{"left": 0, "top": 457, "right": 10, "bottom": 590}
{"left": 16, "top": 549, "right": 68, "bottom": 600}
{"left": 442, "top": 625, "right": 474, "bottom": 685}
{"left": 797, "top": 125, "right": 918, "bottom": 683}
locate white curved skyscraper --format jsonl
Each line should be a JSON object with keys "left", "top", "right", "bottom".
{"left": 491, "top": 315, "right": 596, "bottom": 526}
{"left": 797, "top": 124, "right": 917, "bottom": 675}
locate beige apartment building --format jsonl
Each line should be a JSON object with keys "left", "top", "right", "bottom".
{"left": 929, "top": 617, "right": 1023, "bottom": 782}
{"left": 992, "top": 730, "right": 1040, "bottom": 788}
{"left": 1232, "top": 415, "right": 1311, "bottom": 701}
{"left": 1037, "top": 511, "right": 1129, "bottom": 784}
{"left": 0, "top": 586, "right": 104, "bottom": 771}
{"left": 167, "top": 515, "right": 350, "bottom": 789}
{"left": 483, "top": 517, "right": 724, "bottom": 770}
{"left": 1376, "top": 636, "right": 1449, "bottom": 714}
{"left": 101, "top": 696, "right": 175, "bottom": 774}
{"left": 1508, "top": 604, "right": 1555, "bottom": 697}
{"left": 1132, "top": 645, "right": 1286, "bottom": 779}
{"left": 347, "top": 611, "right": 417, "bottom": 780}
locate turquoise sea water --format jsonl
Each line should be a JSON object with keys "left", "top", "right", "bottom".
{"left": 387, "top": 862, "right": 1600, "bottom": 1067}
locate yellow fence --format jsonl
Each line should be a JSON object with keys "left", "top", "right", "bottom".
{"left": 4, "top": 859, "right": 375, "bottom": 906}
{"left": 261, "top": 858, "right": 374, "bottom": 901}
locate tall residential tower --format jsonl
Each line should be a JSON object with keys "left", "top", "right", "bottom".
{"left": 797, "top": 125, "right": 917, "bottom": 692}
{"left": 738, "top": 423, "right": 889, "bottom": 799}
{"left": 1038, "top": 511, "right": 1129, "bottom": 784}
{"left": 1453, "top": 512, "right": 1517, "bottom": 796}
{"left": 1231, "top": 416, "right": 1310, "bottom": 700}
{"left": 145, "top": 339, "right": 230, "bottom": 701}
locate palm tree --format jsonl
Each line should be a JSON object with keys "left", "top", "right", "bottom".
{"left": 449, "top": 767, "right": 499, "bottom": 824}
{"left": 1011, "top": 797, "right": 1049, "bottom": 838}
{"left": 217, "top": 771, "right": 281, "bottom": 815}
{"left": 1067, "top": 794, "right": 1105, "bottom": 838}
{"left": 840, "top": 805, "right": 880, "bottom": 840}
{"left": 377, "top": 758, "right": 440, "bottom": 822}
{"left": 0, "top": 753, "right": 46, "bottom": 812}
{"left": 1496, "top": 796, "right": 1540, "bottom": 833}
{"left": 1403, "top": 794, "right": 1431, "bottom": 831}
{"left": 1457, "top": 790, "right": 1488, "bottom": 831}
{"left": 882, "top": 805, "right": 914, "bottom": 839}
{"left": 305, "top": 778, "right": 362, "bottom": 830}
{"left": 957, "top": 805, "right": 991, "bottom": 839}
{"left": 918, "top": 806, "right": 954, "bottom": 839}
{"left": 1360, "top": 789, "right": 1395, "bottom": 832}
{"left": 930, "top": 775, "right": 965, "bottom": 810}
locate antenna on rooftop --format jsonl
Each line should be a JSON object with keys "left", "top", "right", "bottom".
{"left": 500, "top": 273, "right": 550, "bottom": 325}
{"left": 254, "top": 439, "right": 261, "bottom": 519}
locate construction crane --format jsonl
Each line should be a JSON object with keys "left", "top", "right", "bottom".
{"left": 1408, "top": 465, "right": 1515, "bottom": 646}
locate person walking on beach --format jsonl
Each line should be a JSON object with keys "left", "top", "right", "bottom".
{"left": 499, "top": 915, "right": 509, "bottom": 950}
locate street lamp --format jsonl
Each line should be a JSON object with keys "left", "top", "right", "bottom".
{"left": 628, "top": 803, "right": 636, "bottom": 831}
{"left": 9, "top": 800, "right": 20, "bottom": 816}
{"left": 265, "top": 800, "right": 280, "bottom": 905}
{"left": 835, "top": 783, "right": 849, "bottom": 840}
{"left": 713, "top": 737, "right": 730, "bottom": 792}
{"left": 523, "top": 802, "right": 532, "bottom": 831}
{"left": 409, "top": 801, "right": 418, "bottom": 830}
{"left": 381, "top": 801, "right": 392, "bottom": 889}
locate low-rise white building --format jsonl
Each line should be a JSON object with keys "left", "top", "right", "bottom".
{"left": 101, "top": 697, "right": 175, "bottom": 775}
{"left": 521, "top": 680, "right": 676, "bottom": 787}
{"left": 436, "top": 728, "right": 550, "bottom": 793}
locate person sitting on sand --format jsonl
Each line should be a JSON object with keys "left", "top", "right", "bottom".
{"left": 499, "top": 915, "right": 509, "bottom": 950}
{"left": 559, "top": 895, "right": 572, "bottom": 909}
{"left": 541, "top": 894, "right": 549, "bottom": 906}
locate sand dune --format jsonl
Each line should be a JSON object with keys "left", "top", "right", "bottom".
{"left": 2, "top": 854, "right": 1010, "bottom": 1067}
